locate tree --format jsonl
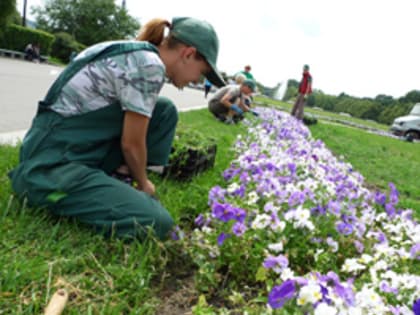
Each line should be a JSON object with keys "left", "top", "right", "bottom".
{"left": 0, "top": 0, "right": 17, "bottom": 33}
{"left": 375, "top": 94, "right": 395, "bottom": 107}
{"left": 399, "top": 90, "right": 420, "bottom": 104}
{"left": 33, "top": 0, "right": 140, "bottom": 46}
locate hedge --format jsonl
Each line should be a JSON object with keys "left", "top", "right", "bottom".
{"left": 0, "top": 24, "right": 54, "bottom": 55}
{"left": 50, "top": 32, "right": 86, "bottom": 63}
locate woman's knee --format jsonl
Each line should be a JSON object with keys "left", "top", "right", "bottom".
{"left": 153, "top": 207, "right": 175, "bottom": 240}
{"left": 155, "top": 96, "right": 178, "bottom": 121}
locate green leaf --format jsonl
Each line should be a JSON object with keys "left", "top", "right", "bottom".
{"left": 256, "top": 266, "right": 267, "bottom": 282}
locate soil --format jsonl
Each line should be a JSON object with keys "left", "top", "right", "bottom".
{"left": 155, "top": 274, "right": 197, "bottom": 315}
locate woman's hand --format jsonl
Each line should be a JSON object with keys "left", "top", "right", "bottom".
{"left": 137, "top": 178, "right": 156, "bottom": 196}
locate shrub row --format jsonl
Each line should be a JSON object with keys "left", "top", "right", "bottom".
{"left": 0, "top": 24, "right": 54, "bottom": 55}
{"left": 50, "top": 32, "right": 86, "bottom": 62}
{"left": 0, "top": 24, "right": 85, "bottom": 62}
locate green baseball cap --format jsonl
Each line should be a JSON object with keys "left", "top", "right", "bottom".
{"left": 171, "top": 17, "right": 225, "bottom": 87}
{"left": 303, "top": 64, "right": 310, "bottom": 70}
{"left": 242, "top": 79, "right": 256, "bottom": 92}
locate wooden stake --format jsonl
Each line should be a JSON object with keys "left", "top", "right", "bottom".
{"left": 44, "top": 289, "right": 68, "bottom": 315}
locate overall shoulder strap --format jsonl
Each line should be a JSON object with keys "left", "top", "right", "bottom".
{"left": 39, "top": 41, "right": 158, "bottom": 109}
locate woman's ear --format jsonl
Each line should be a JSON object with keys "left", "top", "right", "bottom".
{"left": 182, "top": 46, "right": 197, "bottom": 60}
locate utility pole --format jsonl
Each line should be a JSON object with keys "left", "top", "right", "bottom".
{"left": 122, "top": 0, "right": 126, "bottom": 9}
{"left": 22, "top": 0, "right": 28, "bottom": 26}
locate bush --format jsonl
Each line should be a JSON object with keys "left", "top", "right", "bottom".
{"left": 303, "top": 113, "right": 318, "bottom": 125}
{"left": 0, "top": 24, "right": 54, "bottom": 55}
{"left": 50, "top": 32, "right": 85, "bottom": 63}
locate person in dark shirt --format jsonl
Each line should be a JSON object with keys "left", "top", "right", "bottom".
{"left": 291, "top": 64, "right": 312, "bottom": 120}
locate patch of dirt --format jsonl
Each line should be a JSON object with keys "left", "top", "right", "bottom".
{"left": 155, "top": 274, "right": 197, "bottom": 315}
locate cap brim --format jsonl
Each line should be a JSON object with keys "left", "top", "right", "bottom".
{"left": 206, "top": 64, "right": 226, "bottom": 87}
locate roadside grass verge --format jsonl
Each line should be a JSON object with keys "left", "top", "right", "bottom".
{"left": 309, "top": 121, "right": 420, "bottom": 216}
{"left": 255, "top": 96, "right": 390, "bottom": 131}
{"left": 0, "top": 107, "right": 418, "bottom": 313}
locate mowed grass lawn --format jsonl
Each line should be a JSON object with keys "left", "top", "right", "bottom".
{"left": 309, "top": 121, "right": 420, "bottom": 216}
{"left": 0, "top": 107, "right": 418, "bottom": 313}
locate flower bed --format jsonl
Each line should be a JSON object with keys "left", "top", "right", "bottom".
{"left": 185, "top": 107, "right": 420, "bottom": 314}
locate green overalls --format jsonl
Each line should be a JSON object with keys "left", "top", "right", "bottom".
{"left": 9, "top": 42, "right": 177, "bottom": 240}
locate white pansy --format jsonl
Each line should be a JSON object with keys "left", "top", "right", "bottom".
{"left": 314, "top": 249, "right": 324, "bottom": 261}
{"left": 355, "top": 286, "right": 384, "bottom": 308}
{"left": 202, "top": 226, "right": 213, "bottom": 234}
{"left": 271, "top": 220, "right": 286, "bottom": 232}
{"left": 284, "top": 210, "right": 295, "bottom": 221}
{"left": 297, "top": 283, "right": 322, "bottom": 305}
{"left": 345, "top": 306, "right": 363, "bottom": 315}
{"left": 295, "top": 207, "right": 310, "bottom": 221}
{"left": 280, "top": 268, "right": 294, "bottom": 281}
{"left": 227, "top": 182, "right": 240, "bottom": 193}
{"left": 359, "top": 254, "right": 373, "bottom": 264}
{"left": 370, "top": 267, "right": 380, "bottom": 285}
{"left": 268, "top": 242, "right": 283, "bottom": 252}
{"left": 314, "top": 302, "right": 337, "bottom": 315}
{"left": 342, "top": 258, "right": 366, "bottom": 273}
{"left": 372, "top": 260, "right": 388, "bottom": 271}
{"left": 375, "top": 213, "right": 387, "bottom": 222}
{"left": 251, "top": 214, "right": 272, "bottom": 229}
{"left": 247, "top": 191, "right": 259, "bottom": 205}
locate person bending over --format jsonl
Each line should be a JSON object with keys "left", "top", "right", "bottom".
{"left": 9, "top": 17, "right": 225, "bottom": 240}
{"left": 208, "top": 79, "right": 255, "bottom": 124}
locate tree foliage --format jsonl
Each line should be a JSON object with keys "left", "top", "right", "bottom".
{"left": 0, "top": 0, "right": 16, "bottom": 24}
{"left": 0, "top": 0, "right": 17, "bottom": 39}
{"left": 32, "top": 0, "right": 140, "bottom": 46}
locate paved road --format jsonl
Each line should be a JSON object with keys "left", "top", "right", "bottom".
{"left": 0, "top": 57, "right": 210, "bottom": 144}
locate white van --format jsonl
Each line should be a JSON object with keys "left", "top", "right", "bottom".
{"left": 390, "top": 103, "right": 420, "bottom": 140}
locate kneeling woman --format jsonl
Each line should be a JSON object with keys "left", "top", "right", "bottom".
{"left": 9, "top": 17, "right": 225, "bottom": 240}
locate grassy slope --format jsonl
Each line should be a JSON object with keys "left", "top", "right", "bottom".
{"left": 255, "top": 95, "right": 390, "bottom": 131}
{"left": 309, "top": 121, "right": 420, "bottom": 215}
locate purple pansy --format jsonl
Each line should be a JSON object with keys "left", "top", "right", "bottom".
{"left": 374, "top": 191, "right": 387, "bottom": 206}
{"left": 267, "top": 280, "right": 296, "bottom": 309}
{"left": 410, "top": 243, "right": 420, "bottom": 260}
{"left": 217, "top": 232, "right": 231, "bottom": 246}
{"left": 211, "top": 202, "right": 236, "bottom": 222}
{"left": 232, "top": 222, "right": 246, "bottom": 236}
{"left": 413, "top": 298, "right": 420, "bottom": 315}
{"left": 263, "top": 254, "right": 288, "bottom": 270}
{"left": 336, "top": 222, "right": 354, "bottom": 235}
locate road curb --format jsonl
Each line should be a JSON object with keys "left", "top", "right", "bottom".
{"left": 0, "top": 130, "right": 27, "bottom": 145}
{"left": 0, "top": 105, "right": 208, "bottom": 145}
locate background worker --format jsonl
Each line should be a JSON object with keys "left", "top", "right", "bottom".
{"left": 234, "top": 73, "right": 246, "bottom": 85}
{"left": 236, "top": 65, "right": 255, "bottom": 81}
{"left": 204, "top": 78, "right": 212, "bottom": 98}
{"left": 291, "top": 64, "right": 312, "bottom": 120}
{"left": 9, "top": 17, "right": 225, "bottom": 240}
{"left": 208, "top": 79, "right": 256, "bottom": 124}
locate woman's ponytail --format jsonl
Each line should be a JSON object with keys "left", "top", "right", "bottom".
{"left": 136, "top": 18, "right": 171, "bottom": 46}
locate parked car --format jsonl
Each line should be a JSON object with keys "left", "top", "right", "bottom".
{"left": 390, "top": 103, "right": 420, "bottom": 140}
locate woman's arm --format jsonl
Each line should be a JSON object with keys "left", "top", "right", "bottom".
{"left": 121, "top": 111, "right": 155, "bottom": 195}
{"left": 220, "top": 92, "right": 235, "bottom": 108}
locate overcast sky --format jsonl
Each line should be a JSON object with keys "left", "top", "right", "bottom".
{"left": 16, "top": 0, "right": 420, "bottom": 98}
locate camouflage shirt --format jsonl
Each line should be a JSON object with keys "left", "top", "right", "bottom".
{"left": 50, "top": 44, "right": 165, "bottom": 118}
